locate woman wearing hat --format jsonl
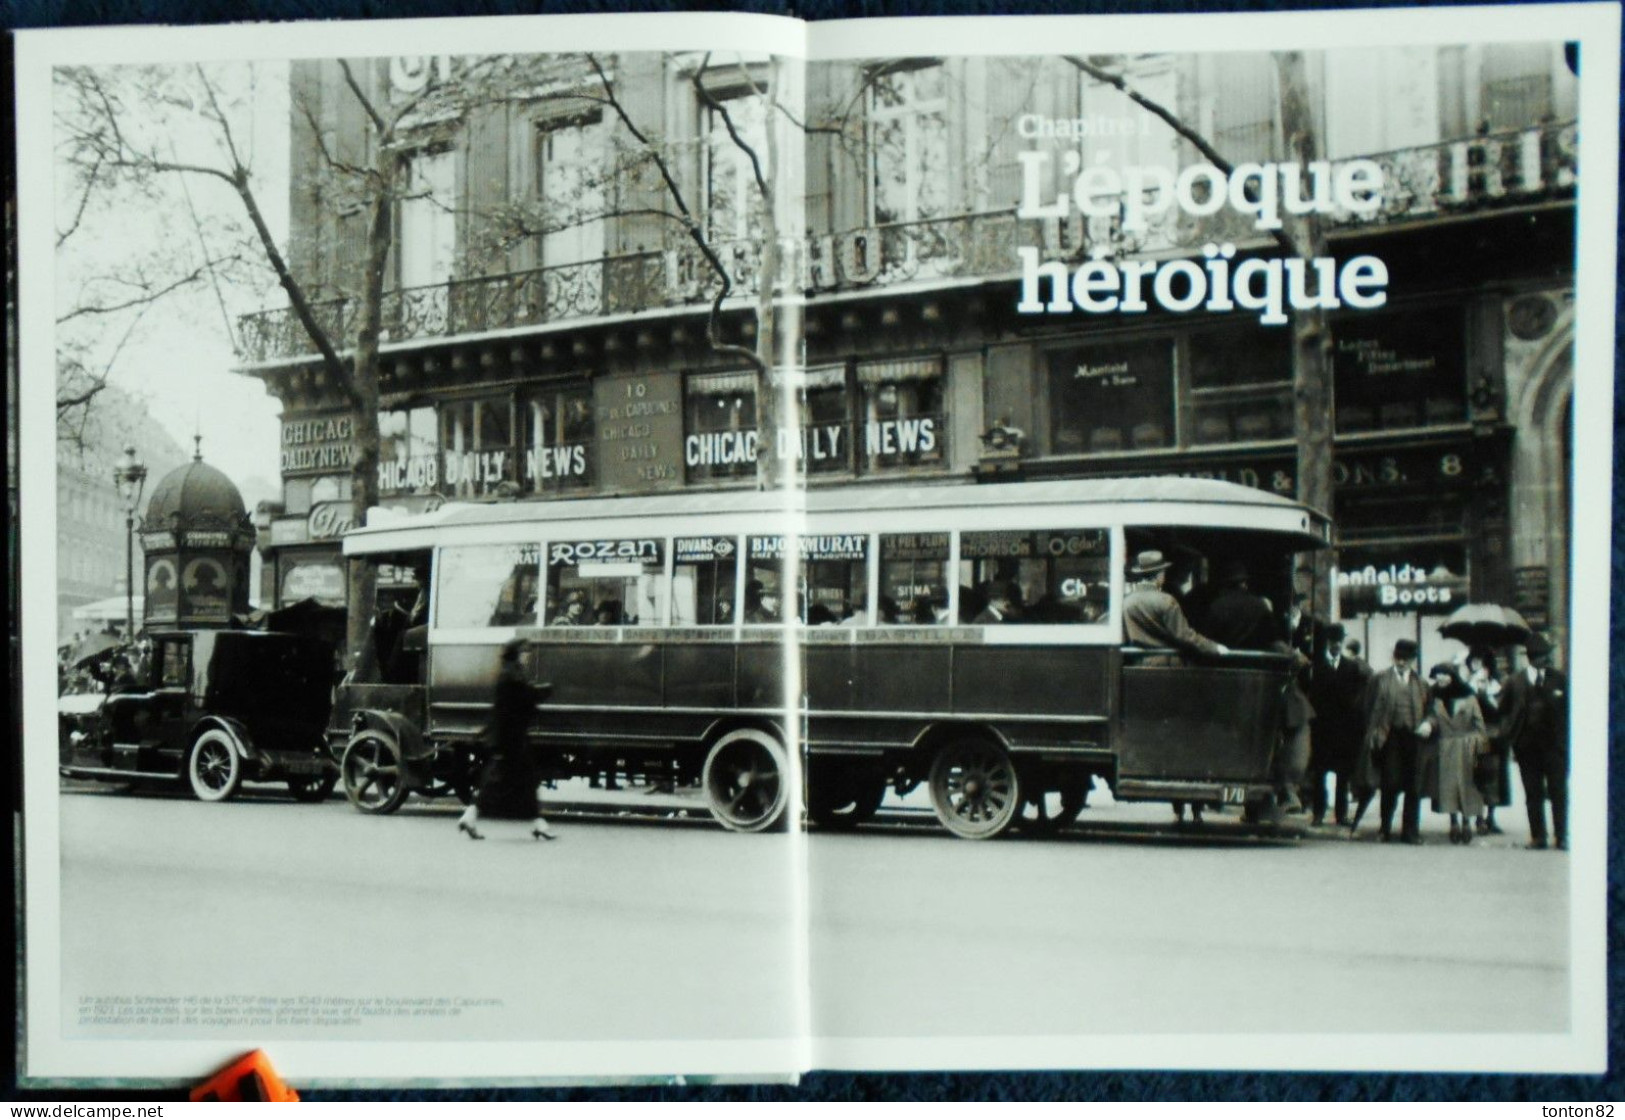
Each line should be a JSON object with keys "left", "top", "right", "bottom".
{"left": 458, "top": 639, "right": 557, "bottom": 842}
{"left": 1424, "top": 662, "right": 1487, "bottom": 844}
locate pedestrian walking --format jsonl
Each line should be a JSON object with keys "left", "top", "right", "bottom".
{"left": 1351, "top": 638, "right": 1431, "bottom": 844}
{"left": 458, "top": 639, "right": 556, "bottom": 842}
{"left": 1425, "top": 662, "right": 1486, "bottom": 843}
{"left": 1501, "top": 635, "right": 1568, "bottom": 851}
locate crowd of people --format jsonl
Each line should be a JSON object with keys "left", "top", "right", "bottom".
{"left": 1122, "top": 549, "right": 1569, "bottom": 849}
{"left": 57, "top": 630, "right": 150, "bottom": 695}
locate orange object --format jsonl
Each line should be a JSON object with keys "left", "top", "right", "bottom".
{"left": 190, "top": 1049, "right": 300, "bottom": 1102}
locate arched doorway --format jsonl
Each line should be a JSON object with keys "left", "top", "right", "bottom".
{"left": 1508, "top": 316, "right": 1574, "bottom": 666}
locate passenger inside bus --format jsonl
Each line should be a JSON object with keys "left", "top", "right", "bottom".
{"left": 1123, "top": 549, "right": 1229, "bottom": 665}
{"left": 973, "top": 581, "right": 1023, "bottom": 624}
{"left": 744, "top": 581, "right": 778, "bottom": 624}
{"left": 594, "top": 600, "right": 623, "bottom": 626}
{"left": 552, "top": 594, "right": 587, "bottom": 626}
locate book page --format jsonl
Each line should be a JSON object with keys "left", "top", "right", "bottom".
{"left": 800, "top": 5, "right": 1614, "bottom": 1074}
{"left": 17, "top": 12, "right": 815, "bottom": 1087}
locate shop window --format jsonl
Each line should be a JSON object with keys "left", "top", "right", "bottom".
{"left": 686, "top": 371, "right": 758, "bottom": 482}
{"left": 792, "top": 365, "right": 851, "bottom": 474}
{"left": 1048, "top": 338, "right": 1175, "bottom": 455}
{"left": 867, "top": 61, "right": 948, "bottom": 228}
{"left": 436, "top": 544, "right": 540, "bottom": 629}
{"left": 279, "top": 556, "right": 347, "bottom": 608}
{"left": 379, "top": 406, "right": 440, "bottom": 495}
{"left": 673, "top": 536, "right": 740, "bottom": 625}
{"left": 958, "top": 529, "right": 1112, "bottom": 625}
{"left": 545, "top": 537, "right": 666, "bottom": 627}
{"left": 879, "top": 532, "right": 951, "bottom": 624}
{"left": 1189, "top": 328, "right": 1294, "bottom": 445}
{"left": 522, "top": 386, "right": 593, "bottom": 494}
{"left": 442, "top": 396, "right": 517, "bottom": 498}
{"left": 858, "top": 358, "right": 944, "bottom": 471}
{"left": 1332, "top": 308, "right": 1467, "bottom": 434}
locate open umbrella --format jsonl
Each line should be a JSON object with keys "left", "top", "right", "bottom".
{"left": 68, "top": 631, "right": 124, "bottom": 669}
{"left": 1439, "top": 603, "right": 1532, "bottom": 648}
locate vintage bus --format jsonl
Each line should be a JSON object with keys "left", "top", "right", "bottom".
{"left": 328, "top": 476, "right": 1330, "bottom": 839}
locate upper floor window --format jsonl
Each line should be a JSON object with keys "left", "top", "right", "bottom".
{"left": 704, "top": 87, "right": 769, "bottom": 244}
{"left": 399, "top": 149, "right": 457, "bottom": 290}
{"left": 1077, "top": 58, "right": 1181, "bottom": 217}
{"left": 1048, "top": 338, "right": 1176, "bottom": 455}
{"left": 1332, "top": 306, "right": 1468, "bottom": 434}
{"left": 867, "top": 61, "right": 948, "bottom": 227}
{"left": 1481, "top": 43, "right": 1557, "bottom": 130}
{"left": 535, "top": 111, "right": 608, "bottom": 271}
{"left": 1207, "top": 53, "right": 1278, "bottom": 164}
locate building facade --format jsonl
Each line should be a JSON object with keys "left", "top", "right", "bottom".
{"left": 56, "top": 388, "right": 190, "bottom": 639}
{"left": 241, "top": 46, "right": 1578, "bottom": 667}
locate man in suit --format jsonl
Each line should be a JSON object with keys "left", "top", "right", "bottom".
{"left": 1124, "top": 550, "right": 1228, "bottom": 665}
{"left": 1500, "top": 635, "right": 1569, "bottom": 850}
{"left": 1307, "top": 622, "right": 1366, "bottom": 827}
{"left": 1356, "top": 638, "right": 1433, "bottom": 843}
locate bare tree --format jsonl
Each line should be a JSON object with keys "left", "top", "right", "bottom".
{"left": 1065, "top": 53, "right": 1336, "bottom": 615}
{"left": 58, "top": 58, "right": 497, "bottom": 654}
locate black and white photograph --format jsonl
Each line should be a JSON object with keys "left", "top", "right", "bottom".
{"left": 13, "top": 3, "right": 1619, "bottom": 1087}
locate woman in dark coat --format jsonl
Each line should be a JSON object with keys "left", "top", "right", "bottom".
{"left": 457, "top": 639, "right": 555, "bottom": 841}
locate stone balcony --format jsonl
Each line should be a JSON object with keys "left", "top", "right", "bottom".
{"left": 238, "top": 120, "right": 1576, "bottom": 365}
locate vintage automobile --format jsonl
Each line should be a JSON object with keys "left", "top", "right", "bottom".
{"left": 58, "top": 629, "right": 338, "bottom": 802}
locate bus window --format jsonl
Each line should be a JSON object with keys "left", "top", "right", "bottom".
{"left": 546, "top": 538, "right": 667, "bottom": 627}
{"left": 744, "top": 537, "right": 787, "bottom": 624}
{"left": 879, "top": 532, "right": 951, "bottom": 624}
{"left": 437, "top": 544, "right": 541, "bottom": 628}
{"left": 673, "top": 537, "right": 739, "bottom": 625}
{"left": 958, "top": 529, "right": 1111, "bottom": 625}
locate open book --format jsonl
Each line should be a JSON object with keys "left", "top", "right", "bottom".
{"left": 15, "top": 4, "right": 1617, "bottom": 1087}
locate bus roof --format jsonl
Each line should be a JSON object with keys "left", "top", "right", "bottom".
{"left": 344, "top": 477, "right": 1329, "bottom": 555}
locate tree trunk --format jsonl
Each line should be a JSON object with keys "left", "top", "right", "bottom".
{"left": 1277, "top": 51, "right": 1336, "bottom": 618}
{"left": 343, "top": 146, "right": 394, "bottom": 662}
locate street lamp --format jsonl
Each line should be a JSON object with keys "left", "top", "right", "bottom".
{"left": 112, "top": 445, "right": 147, "bottom": 641}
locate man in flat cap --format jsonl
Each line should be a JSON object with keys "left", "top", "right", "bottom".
{"left": 1353, "top": 637, "right": 1432, "bottom": 843}
{"left": 1124, "top": 550, "right": 1228, "bottom": 667}
{"left": 1501, "top": 634, "right": 1569, "bottom": 850}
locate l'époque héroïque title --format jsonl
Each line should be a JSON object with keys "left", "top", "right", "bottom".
{"left": 1015, "top": 152, "right": 1388, "bottom": 325}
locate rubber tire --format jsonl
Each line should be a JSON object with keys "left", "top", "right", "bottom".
{"left": 187, "top": 729, "right": 244, "bottom": 803}
{"left": 341, "top": 732, "right": 410, "bottom": 815}
{"left": 702, "top": 729, "right": 789, "bottom": 833}
{"left": 287, "top": 772, "right": 338, "bottom": 803}
{"left": 927, "top": 737, "right": 1022, "bottom": 840}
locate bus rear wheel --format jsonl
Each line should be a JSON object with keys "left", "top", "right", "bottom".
{"left": 342, "top": 732, "right": 409, "bottom": 815}
{"left": 928, "top": 737, "right": 1021, "bottom": 840}
{"left": 703, "top": 729, "right": 788, "bottom": 833}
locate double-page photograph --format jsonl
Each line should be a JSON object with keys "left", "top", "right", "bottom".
{"left": 12, "top": 2, "right": 1619, "bottom": 1088}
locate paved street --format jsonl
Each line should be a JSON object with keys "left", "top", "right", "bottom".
{"left": 57, "top": 779, "right": 1568, "bottom": 1049}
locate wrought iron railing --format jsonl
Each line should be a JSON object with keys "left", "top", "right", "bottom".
{"left": 237, "top": 121, "right": 1575, "bottom": 364}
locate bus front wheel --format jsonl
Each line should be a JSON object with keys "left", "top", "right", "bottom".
{"left": 342, "top": 732, "right": 409, "bottom": 815}
{"left": 928, "top": 737, "right": 1021, "bottom": 840}
{"left": 703, "top": 729, "right": 789, "bottom": 833}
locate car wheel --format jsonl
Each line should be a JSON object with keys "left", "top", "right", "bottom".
{"left": 187, "top": 729, "right": 244, "bottom": 803}
{"left": 341, "top": 731, "right": 409, "bottom": 814}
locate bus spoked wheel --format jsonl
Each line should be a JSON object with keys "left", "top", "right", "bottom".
{"left": 702, "top": 728, "right": 789, "bottom": 833}
{"left": 928, "top": 738, "right": 1021, "bottom": 840}
{"left": 806, "top": 766, "right": 887, "bottom": 830}
{"left": 1014, "top": 778, "right": 1090, "bottom": 836}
